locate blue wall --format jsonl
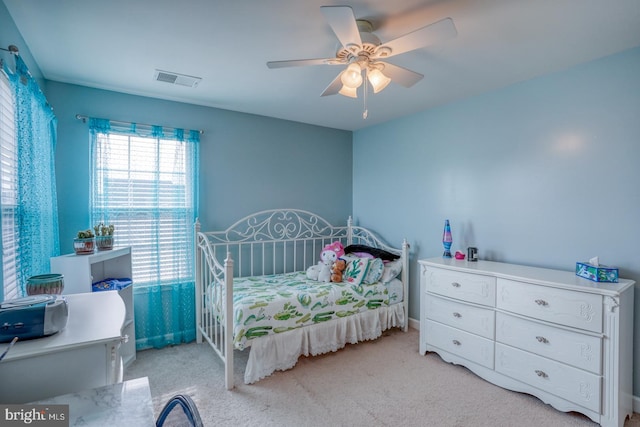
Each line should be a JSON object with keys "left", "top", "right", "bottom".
{"left": 44, "top": 81, "right": 353, "bottom": 254}
{"left": 0, "top": 1, "right": 41, "bottom": 81}
{"left": 353, "top": 46, "right": 640, "bottom": 395}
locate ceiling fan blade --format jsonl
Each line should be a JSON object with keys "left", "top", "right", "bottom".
{"left": 267, "top": 58, "right": 343, "bottom": 69}
{"left": 320, "top": 5, "right": 362, "bottom": 49}
{"left": 376, "top": 17, "right": 457, "bottom": 59}
{"left": 379, "top": 62, "right": 423, "bottom": 88}
{"left": 320, "top": 72, "right": 344, "bottom": 97}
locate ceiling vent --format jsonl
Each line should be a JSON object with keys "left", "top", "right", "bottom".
{"left": 154, "top": 69, "right": 201, "bottom": 88}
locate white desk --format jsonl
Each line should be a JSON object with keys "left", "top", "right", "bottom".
{"left": 34, "top": 376, "right": 155, "bottom": 426}
{"left": 0, "top": 292, "right": 125, "bottom": 403}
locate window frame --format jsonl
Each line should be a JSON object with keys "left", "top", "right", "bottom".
{"left": 91, "top": 129, "right": 197, "bottom": 287}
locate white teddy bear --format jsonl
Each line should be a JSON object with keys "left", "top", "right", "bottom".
{"left": 306, "top": 248, "right": 338, "bottom": 283}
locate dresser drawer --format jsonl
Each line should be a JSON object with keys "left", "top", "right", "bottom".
{"left": 425, "top": 268, "right": 496, "bottom": 307}
{"left": 495, "top": 343, "right": 601, "bottom": 413}
{"left": 425, "top": 294, "right": 495, "bottom": 339}
{"left": 425, "top": 320, "right": 494, "bottom": 369}
{"left": 496, "top": 312, "right": 601, "bottom": 374}
{"left": 496, "top": 279, "right": 602, "bottom": 333}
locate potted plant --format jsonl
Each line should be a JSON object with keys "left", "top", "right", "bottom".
{"left": 74, "top": 229, "right": 95, "bottom": 255}
{"left": 94, "top": 223, "right": 115, "bottom": 251}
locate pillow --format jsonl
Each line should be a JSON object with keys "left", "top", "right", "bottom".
{"left": 363, "top": 257, "right": 384, "bottom": 284}
{"left": 352, "top": 251, "right": 374, "bottom": 259}
{"left": 344, "top": 244, "right": 400, "bottom": 261}
{"left": 380, "top": 259, "right": 403, "bottom": 283}
{"left": 342, "top": 254, "right": 369, "bottom": 286}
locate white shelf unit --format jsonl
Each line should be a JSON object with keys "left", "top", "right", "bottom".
{"left": 50, "top": 246, "right": 136, "bottom": 367}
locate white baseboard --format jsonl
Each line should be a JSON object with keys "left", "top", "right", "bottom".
{"left": 408, "top": 316, "right": 640, "bottom": 414}
{"left": 408, "top": 316, "right": 419, "bottom": 331}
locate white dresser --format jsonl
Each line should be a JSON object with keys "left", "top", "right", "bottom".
{"left": 419, "top": 257, "right": 635, "bottom": 427}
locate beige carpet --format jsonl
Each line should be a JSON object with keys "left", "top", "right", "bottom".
{"left": 125, "top": 328, "right": 640, "bottom": 427}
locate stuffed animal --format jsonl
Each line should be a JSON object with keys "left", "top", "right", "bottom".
{"left": 331, "top": 259, "right": 347, "bottom": 283}
{"left": 306, "top": 251, "right": 333, "bottom": 282}
{"left": 317, "top": 257, "right": 332, "bottom": 283}
{"left": 306, "top": 241, "right": 346, "bottom": 282}
{"left": 324, "top": 241, "right": 345, "bottom": 259}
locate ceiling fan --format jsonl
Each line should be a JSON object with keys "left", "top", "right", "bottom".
{"left": 266, "top": 6, "right": 457, "bottom": 101}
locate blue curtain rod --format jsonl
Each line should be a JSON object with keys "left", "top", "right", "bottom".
{"left": 75, "top": 114, "right": 204, "bottom": 135}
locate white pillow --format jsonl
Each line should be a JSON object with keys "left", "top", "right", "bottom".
{"left": 381, "top": 259, "right": 402, "bottom": 283}
{"left": 342, "top": 254, "right": 369, "bottom": 286}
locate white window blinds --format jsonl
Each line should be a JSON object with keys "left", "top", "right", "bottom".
{"left": 0, "top": 69, "right": 19, "bottom": 300}
{"left": 91, "top": 131, "right": 196, "bottom": 286}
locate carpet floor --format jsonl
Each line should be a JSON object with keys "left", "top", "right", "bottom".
{"left": 125, "top": 328, "right": 640, "bottom": 427}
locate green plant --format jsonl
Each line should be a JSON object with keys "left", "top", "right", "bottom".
{"left": 93, "top": 223, "right": 115, "bottom": 237}
{"left": 76, "top": 229, "right": 95, "bottom": 239}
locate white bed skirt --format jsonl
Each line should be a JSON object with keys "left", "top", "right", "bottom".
{"left": 244, "top": 303, "right": 405, "bottom": 384}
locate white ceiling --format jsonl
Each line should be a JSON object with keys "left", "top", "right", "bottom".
{"left": 4, "top": 0, "right": 640, "bottom": 131}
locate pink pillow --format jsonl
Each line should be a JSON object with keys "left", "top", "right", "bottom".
{"left": 351, "top": 251, "right": 374, "bottom": 259}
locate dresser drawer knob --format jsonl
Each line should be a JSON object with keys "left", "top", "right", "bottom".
{"left": 451, "top": 282, "right": 461, "bottom": 288}
{"left": 534, "top": 299, "right": 548, "bottom": 306}
{"left": 452, "top": 339, "right": 461, "bottom": 346}
{"left": 453, "top": 312, "right": 462, "bottom": 318}
{"left": 535, "top": 336, "right": 549, "bottom": 344}
{"left": 535, "top": 370, "right": 548, "bottom": 378}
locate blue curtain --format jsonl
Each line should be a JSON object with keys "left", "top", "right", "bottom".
{"left": 88, "top": 118, "right": 199, "bottom": 349}
{"left": 5, "top": 55, "right": 59, "bottom": 295}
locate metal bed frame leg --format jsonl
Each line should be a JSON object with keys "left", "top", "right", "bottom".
{"left": 224, "top": 253, "right": 234, "bottom": 390}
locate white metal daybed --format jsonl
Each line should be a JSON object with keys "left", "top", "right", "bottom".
{"left": 195, "top": 209, "right": 409, "bottom": 389}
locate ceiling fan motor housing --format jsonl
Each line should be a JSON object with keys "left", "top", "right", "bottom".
{"left": 336, "top": 19, "right": 382, "bottom": 65}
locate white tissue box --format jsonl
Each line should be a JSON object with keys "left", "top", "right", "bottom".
{"left": 576, "top": 262, "right": 618, "bottom": 283}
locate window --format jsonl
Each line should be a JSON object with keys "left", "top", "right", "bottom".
{"left": 0, "top": 69, "right": 19, "bottom": 300}
{"left": 91, "top": 127, "right": 198, "bottom": 287}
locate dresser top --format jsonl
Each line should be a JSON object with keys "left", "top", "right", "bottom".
{"left": 420, "top": 257, "right": 635, "bottom": 296}
{"left": 0, "top": 291, "right": 125, "bottom": 361}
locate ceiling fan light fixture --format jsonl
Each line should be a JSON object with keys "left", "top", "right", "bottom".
{"left": 367, "top": 68, "right": 391, "bottom": 93}
{"left": 339, "top": 85, "right": 358, "bottom": 98}
{"left": 340, "top": 63, "right": 363, "bottom": 89}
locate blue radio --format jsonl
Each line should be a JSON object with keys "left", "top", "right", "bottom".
{"left": 0, "top": 295, "right": 68, "bottom": 342}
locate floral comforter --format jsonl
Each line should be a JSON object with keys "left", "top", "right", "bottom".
{"left": 213, "top": 271, "right": 402, "bottom": 350}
